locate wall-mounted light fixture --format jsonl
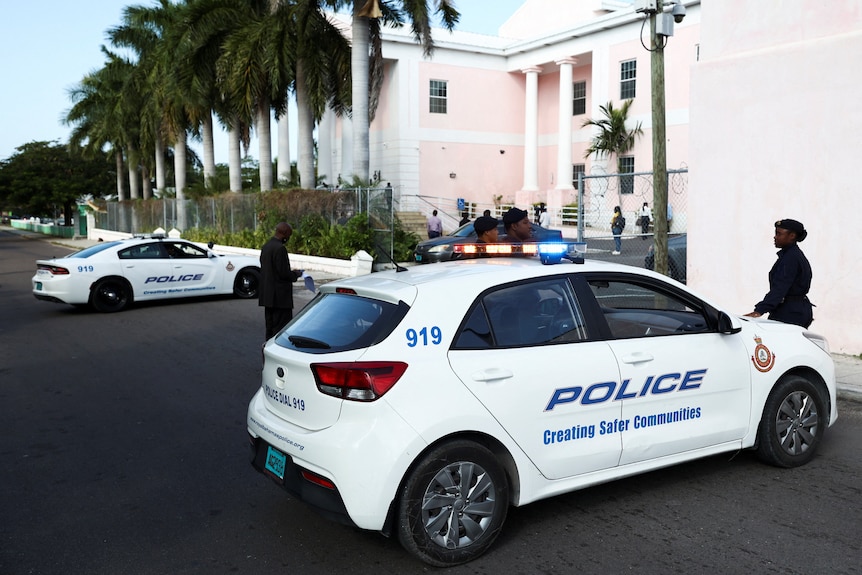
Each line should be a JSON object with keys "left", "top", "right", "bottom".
{"left": 449, "top": 172, "right": 456, "bottom": 179}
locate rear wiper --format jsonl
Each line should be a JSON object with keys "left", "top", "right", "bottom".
{"left": 287, "top": 335, "right": 331, "bottom": 349}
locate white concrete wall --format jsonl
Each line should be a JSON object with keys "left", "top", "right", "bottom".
{"left": 689, "top": 0, "right": 862, "bottom": 353}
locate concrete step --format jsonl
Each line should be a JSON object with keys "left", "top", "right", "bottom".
{"left": 396, "top": 211, "right": 428, "bottom": 237}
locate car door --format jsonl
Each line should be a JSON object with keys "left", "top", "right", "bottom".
{"left": 580, "top": 274, "right": 751, "bottom": 465}
{"left": 117, "top": 242, "right": 172, "bottom": 299}
{"left": 448, "top": 276, "right": 624, "bottom": 481}
{"left": 163, "top": 241, "right": 221, "bottom": 296}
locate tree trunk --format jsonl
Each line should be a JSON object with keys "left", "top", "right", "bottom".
{"left": 174, "top": 133, "right": 188, "bottom": 231}
{"left": 154, "top": 133, "right": 166, "bottom": 197}
{"left": 127, "top": 144, "right": 140, "bottom": 199}
{"left": 141, "top": 165, "right": 151, "bottom": 200}
{"left": 257, "top": 98, "right": 273, "bottom": 192}
{"left": 296, "top": 59, "right": 315, "bottom": 190}
{"left": 228, "top": 124, "right": 242, "bottom": 192}
{"left": 351, "top": 8, "right": 370, "bottom": 183}
{"left": 202, "top": 115, "right": 216, "bottom": 190}
{"left": 115, "top": 150, "right": 127, "bottom": 201}
{"left": 277, "top": 111, "right": 291, "bottom": 184}
{"left": 174, "top": 131, "right": 187, "bottom": 200}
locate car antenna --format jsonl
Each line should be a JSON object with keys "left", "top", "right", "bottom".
{"left": 375, "top": 243, "right": 408, "bottom": 272}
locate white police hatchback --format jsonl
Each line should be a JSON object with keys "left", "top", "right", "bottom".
{"left": 32, "top": 234, "right": 261, "bottom": 312}
{"left": 246, "top": 242, "right": 837, "bottom": 566}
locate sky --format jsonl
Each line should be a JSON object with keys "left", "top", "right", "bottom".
{"left": 0, "top": 0, "right": 527, "bottom": 165}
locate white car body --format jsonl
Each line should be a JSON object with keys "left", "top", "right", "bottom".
{"left": 246, "top": 252, "right": 837, "bottom": 566}
{"left": 32, "top": 235, "right": 261, "bottom": 312}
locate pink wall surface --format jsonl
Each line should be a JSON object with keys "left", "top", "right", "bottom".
{"left": 690, "top": 0, "right": 862, "bottom": 353}
{"left": 418, "top": 63, "right": 525, "bottom": 133}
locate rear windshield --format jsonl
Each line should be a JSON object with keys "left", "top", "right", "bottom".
{"left": 274, "top": 292, "right": 409, "bottom": 353}
{"left": 65, "top": 241, "right": 122, "bottom": 258}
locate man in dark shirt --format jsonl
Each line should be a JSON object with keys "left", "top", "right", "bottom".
{"left": 259, "top": 222, "right": 303, "bottom": 340}
{"left": 745, "top": 219, "right": 813, "bottom": 328}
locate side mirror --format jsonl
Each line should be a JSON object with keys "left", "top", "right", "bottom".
{"left": 718, "top": 312, "right": 742, "bottom": 334}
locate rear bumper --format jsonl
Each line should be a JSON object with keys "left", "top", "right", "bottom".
{"left": 248, "top": 435, "right": 356, "bottom": 527}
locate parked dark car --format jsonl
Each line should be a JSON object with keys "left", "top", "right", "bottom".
{"left": 413, "top": 222, "right": 563, "bottom": 263}
{"left": 644, "top": 233, "right": 687, "bottom": 283}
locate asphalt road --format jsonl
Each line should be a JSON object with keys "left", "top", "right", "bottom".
{"left": 1, "top": 230, "right": 860, "bottom": 575}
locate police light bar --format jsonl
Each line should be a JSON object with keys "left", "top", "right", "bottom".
{"left": 453, "top": 242, "right": 586, "bottom": 264}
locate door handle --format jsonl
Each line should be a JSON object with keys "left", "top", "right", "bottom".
{"left": 472, "top": 368, "right": 514, "bottom": 382}
{"left": 620, "top": 352, "right": 654, "bottom": 365}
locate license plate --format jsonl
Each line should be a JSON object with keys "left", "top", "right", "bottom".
{"left": 264, "top": 445, "right": 286, "bottom": 481}
{"left": 35, "top": 282, "right": 43, "bottom": 290}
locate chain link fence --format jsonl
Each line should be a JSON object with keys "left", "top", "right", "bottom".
{"left": 93, "top": 187, "right": 399, "bottom": 259}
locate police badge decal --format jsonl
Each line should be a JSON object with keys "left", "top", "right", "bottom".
{"left": 752, "top": 335, "right": 775, "bottom": 372}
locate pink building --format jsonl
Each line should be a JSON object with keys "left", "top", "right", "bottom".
{"left": 320, "top": 0, "right": 700, "bottom": 231}
{"left": 320, "top": 0, "right": 860, "bottom": 352}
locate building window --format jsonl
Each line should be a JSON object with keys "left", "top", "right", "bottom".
{"left": 620, "top": 60, "right": 636, "bottom": 99}
{"left": 572, "top": 81, "right": 586, "bottom": 115}
{"left": 619, "top": 156, "right": 635, "bottom": 194}
{"left": 572, "top": 164, "right": 585, "bottom": 189}
{"left": 430, "top": 80, "right": 448, "bottom": 114}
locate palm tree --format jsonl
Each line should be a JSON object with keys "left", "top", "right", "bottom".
{"left": 582, "top": 100, "right": 643, "bottom": 163}
{"left": 66, "top": 49, "right": 145, "bottom": 201}
{"left": 349, "top": 0, "right": 459, "bottom": 182}
{"left": 582, "top": 99, "right": 644, "bottom": 204}
{"left": 109, "top": 0, "right": 191, "bottom": 200}
{"left": 289, "top": 1, "right": 352, "bottom": 189}
{"left": 65, "top": 59, "right": 128, "bottom": 200}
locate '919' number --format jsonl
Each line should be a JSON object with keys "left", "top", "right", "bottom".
{"left": 406, "top": 327, "right": 442, "bottom": 347}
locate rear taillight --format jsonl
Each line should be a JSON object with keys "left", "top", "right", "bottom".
{"left": 37, "top": 264, "right": 70, "bottom": 275}
{"left": 311, "top": 362, "right": 408, "bottom": 401}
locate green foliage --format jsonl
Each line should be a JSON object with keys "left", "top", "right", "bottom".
{"left": 0, "top": 141, "right": 114, "bottom": 218}
{"left": 184, "top": 210, "right": 418, "bottom": 263}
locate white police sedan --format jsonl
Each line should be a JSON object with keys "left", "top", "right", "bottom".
{"left": 32, "top": 234, "right": 261, "bottom": 312}
{"left": 246, "top": 242, "right": 837, "bottom": 567}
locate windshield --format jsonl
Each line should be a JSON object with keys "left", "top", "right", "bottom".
{"left": 451, "top": 223, "right": 476, "bottom": 238}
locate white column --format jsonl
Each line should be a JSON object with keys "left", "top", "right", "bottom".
{"left": 521, "top": 66, "right": 542, "bottom": 192}
{"left": 556, "top": 57, "right": 577, "bottom": 191}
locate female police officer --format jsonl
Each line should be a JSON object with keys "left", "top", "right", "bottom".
{"left": 744, "top": 218, "right": 813, "bottom": 328}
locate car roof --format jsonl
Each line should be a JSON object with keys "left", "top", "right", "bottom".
{"left": 323, "top": 257, "right": 652, "bottom": 294}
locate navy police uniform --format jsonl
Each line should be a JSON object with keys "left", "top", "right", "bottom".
{"left": 753, "top": 220, "right": 813, "bottom": 328}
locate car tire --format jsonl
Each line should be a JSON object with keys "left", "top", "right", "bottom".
{"left": 233, "top": 268, "right": 260, "bottom": 299}
{"left": 396, "top": 440, "right": 508, "bottom": 567}
{"left": 756, "top": 375, "right": 826, "bottom": 468}
{"left": 90, "top": 278, "right": 131, "bottom": 313}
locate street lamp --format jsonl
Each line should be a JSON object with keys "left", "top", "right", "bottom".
{"left": 634, "top": 0, "right": 685, "bottom": 278}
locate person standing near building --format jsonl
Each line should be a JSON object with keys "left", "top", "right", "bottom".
{"left": 427, "top": 210, "right": 443, "bottom": 238}
{"left": 638, "top": 202, "right": 651, "bottom": 239}
{"left": 539, "top": 206, "right": 551, "bottom": 228}
{"left": 611, "top": 206, "right": 624, "bottom": 255}
{"left": 259, "top": 222, "right": 303, "bottom": 340}
{"left": 744, "top": 219, "right": 814, "bottom": 328}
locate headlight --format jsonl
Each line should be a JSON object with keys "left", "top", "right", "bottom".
{"left": 803, "top": 332, "right": 830, "bottom": 355}
{"left": 428, "top": 244, "right": 454, "bottom": 254}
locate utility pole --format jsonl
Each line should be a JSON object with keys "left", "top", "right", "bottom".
{"left": 650, "top": 11, "right": 669, "bottom": 277}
